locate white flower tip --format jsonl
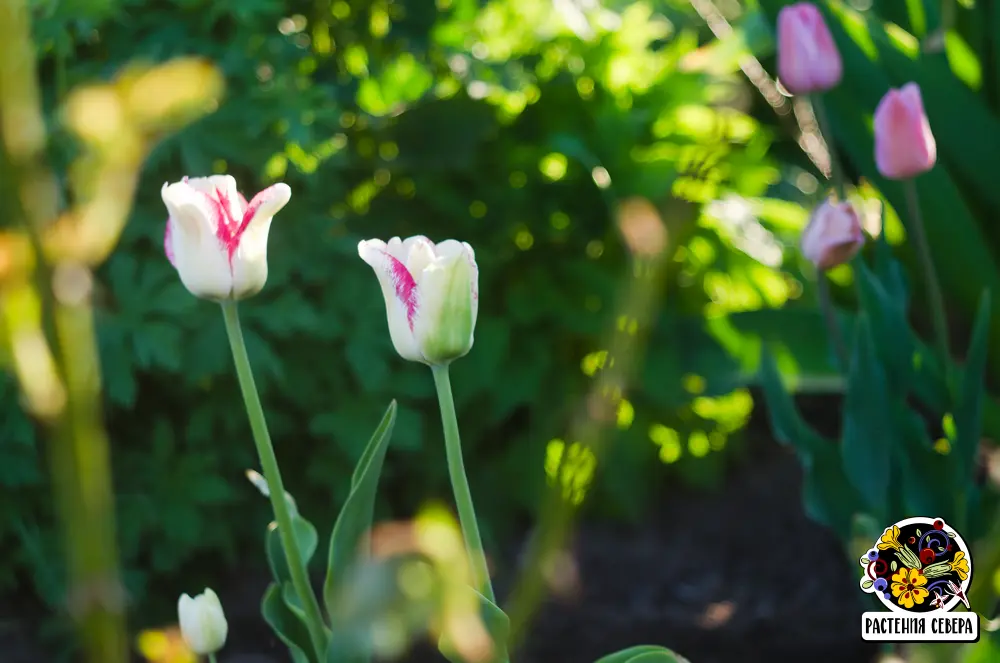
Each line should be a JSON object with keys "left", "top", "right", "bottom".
{"left": 245, "top": 469, "right": 271, "bottom": 497}
{"left": 269, "top": 182, "right": 292, "bottom": 206}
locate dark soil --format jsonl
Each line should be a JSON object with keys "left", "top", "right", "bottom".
{"left": 3, "top": 396, "right": 877, "bottom": 663}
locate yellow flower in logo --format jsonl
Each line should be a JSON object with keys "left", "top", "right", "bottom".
{"left": 878, "top": 525, "right": 902, "bottom": 551}
{"left": 891, "top": 567, "right": 929, "bottom": 609}
{"left": 949, "top": 551, "right": 969, "bottom": 581}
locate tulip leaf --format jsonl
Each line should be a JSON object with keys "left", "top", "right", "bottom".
{"left": 894, "top": 402, "right": 956, "bottom": 522}
{"left": 266, "top": 513, "right": 319, "bottom": 586}
{"left": 626, "top": 653, "right": 691, "bottom": 663}
{"left": 594, "top": 646, "right": 690, "bottom": 663}
{"left": 262, "top": 582, "right": 316, "bottom": 663}
{"left": 438, "top": 587, "right": 510, "bottom": 663}
{"left": 872, "top": 231, "right": 908, "bottom": 305}
{"left": 841, "top": 314, "right": 893, "bottom": 516}
{"left": 324, "top": 400, "right": 397, "bottom": 636}
{"left": 854, "top": 260, "right": 914, "bottom": 390}
{"left": 759, "top": 346, "right": 863, "bottom": 532}
{"left": 756, "top": 347, "right": 827, "bottom": 457}
{"left": 953, "top": 290, "right": 992, "bottom": 487}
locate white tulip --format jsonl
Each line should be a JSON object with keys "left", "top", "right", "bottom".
{"left": 161, "top": 175, "right": 291, "bottom": 300}
{"left": 358, "top": 236, "right": 478, "bottom": 365}
{"left": 177, "top": 588, "right": 228, "bottom": 655}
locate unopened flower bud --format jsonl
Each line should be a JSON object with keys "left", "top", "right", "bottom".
{"left": 801, "top": 199, "right": 865, "bottom": 270}
{"left": 777, "top": 3, "right": 843, "bottom": 95}
{"left": 873, "top": 83, "right": 937, "bottom": 179}
{"left": 177, "top": 588, "right": 227, "bottom": 655}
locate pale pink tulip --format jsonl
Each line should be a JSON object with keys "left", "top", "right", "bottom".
{"left": 873, "top": 83, "right": 937, "bottom": 179}
{"left": 777, "top": 3, "right": 843, "bottom": 95}
{"left": 801, "top": 199, "right": 865, "bottom": 270}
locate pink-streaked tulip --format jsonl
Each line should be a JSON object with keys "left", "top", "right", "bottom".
{"left": 777, "top": 3, "right": 843, "bottom": 95}
{"left": 161, "top": 175, "right": 291, "bottom": 301}
{"left": 801, "top": 199, "right": 865, "bottom": 270}
{"left": 873, "top": 83, "right": 937, "bottom": 179}
{"left": 358, "top": 236, "right": 478, "bottom": 366}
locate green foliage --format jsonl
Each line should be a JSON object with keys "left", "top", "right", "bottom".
{"left": 324, "top": 400, "right": 396, "bottom": 660}
{"left": 755, "top": 0, "right": 1000, "bottom": 371}
{"left": 594, "top": 645, "right": 690, "bottom": 663}
{"left": 840, "top": 314, "right": 892, "bottom": 516}
{"left": 1, "top": 0, "right": 833, "bottom": 631}
{"left": 263, "top": 400, "right": 395, "bottom": 663}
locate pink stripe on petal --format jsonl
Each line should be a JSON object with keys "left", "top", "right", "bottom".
{"left": 381, "top": 249, "right": 419, "bottom": 329}
{"left": 164, "top": 218, "right": 176, "bottom": 267}
{"left": 199, "top": 188, "right": 241, "bottom": 263}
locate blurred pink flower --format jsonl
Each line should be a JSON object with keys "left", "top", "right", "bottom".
{"left": 874, "top": 83, "right": 937, "bottom": 179}
{"left": 777, "top": 3, "right": 843, "bottom": 95}
{"left": 801, "top": 199, "right": 865, "bottom": 270}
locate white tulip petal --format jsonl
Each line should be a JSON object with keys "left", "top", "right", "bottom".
{"left": 412, "top": 248, "right": 477, "bottom": 364}
{"left": 177, "top": 588, "right": 228, "bottom": 655}
{"left": 230, "top": 183, "right": 290, "bottom": 299}
{"left": 183, "top": 175, "right": 243, "bottom": 225}
{"left": 404, "top": 237, "right": 436, "bottom": 285}
{"left": 358, "top": 239, "right": 425, "bottom": 362}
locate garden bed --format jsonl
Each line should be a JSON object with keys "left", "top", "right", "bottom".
{"left": 2, "top": 395, "right": 876, "bottom": 663}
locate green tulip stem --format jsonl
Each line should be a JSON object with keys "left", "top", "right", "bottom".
{"left": 810, "top": 94, "right": 847, "bottom": 201}
{"left": 221, "top": 301, "right": 327, "bottom": 660}
{"left": 903, "top": 178, "right": 951, "bottom": 366}
{"left": 431, "top": 364, "right": 496, "bottom": 603}
{"left": 208, "top": 654, "right": 218, "bottom": 663}
{"left": 817, "top": 275, "right": 849, "bottom": 372}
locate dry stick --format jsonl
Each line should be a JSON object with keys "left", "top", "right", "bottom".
{"left": 505, "top": 214, "right": 672, "bottom": 649}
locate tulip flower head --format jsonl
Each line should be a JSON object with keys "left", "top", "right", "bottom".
{"left": 358, "top": 236, "right": 478, "bottom": 366}
{"left": 873, "top": 83, "right": 937, "bottom": 180}
{"left": 776, "top": 3, "right": 843, "bottom": 95}
{"left": 801, "top": 199, "right": 865, "bottom": 270}
{"left": 161, "top": 175, "right": 291, "bottom": 300}
{"left": 177, "top": 588, "right": 228, "bottom": 655}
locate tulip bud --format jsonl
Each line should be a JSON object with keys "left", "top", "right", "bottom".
{"left": 873, "top": 83, "right": 937, "bottom": 180}
{"left": 161, "top": 175, "right": 291, "bottom": 300}
{"left": 776, "top": 3, "right": 843, "bottom": 95}
{"left": 358, "top": 236, "right": 478, "bottom": 366}
{"left": 801, "top": 199, "right": 865, "bottom": 270}
{"left": 177, "top": 588, "right": 228, "bottom": 655}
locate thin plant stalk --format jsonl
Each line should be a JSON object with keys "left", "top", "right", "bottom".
{"left": 220, "top": 301, "right": 327, "bottom": 659}
{"left": 903, "top": 179, "right": 951, "bottom": 367}
{"left": 431, "top": 364, "right": 496, "bottom": 604}
{"left": 208, "top": 654, "right": 218, "bottom": 663}
{"left": 817, "top": 275, "right": 849, "bottom": 371}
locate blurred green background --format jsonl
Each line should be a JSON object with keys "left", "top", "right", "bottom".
{"left": 3, "top": 0, "right": 999, "bottom": 658}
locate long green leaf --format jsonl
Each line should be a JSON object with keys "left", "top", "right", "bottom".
{"left": 323, "top": 400, "right": 397, "bottom": 631}
{"left": 266, "top": 515, "right": 319, "bottom": 586}
{"left": 841, "top": 314, "right": 893, "bottom": 515}
{"left": 757, "top": 347, "right": 826, "bottom": 458}
{"left": 854, "top": 260, "right": 914, "bottom": 388}
{"left": 953, "top": 290, "right": 992, "bottom": 485}
{"left": 262, "top": 582, "right": 315, "bottom": 663}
